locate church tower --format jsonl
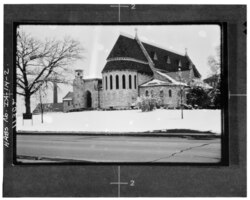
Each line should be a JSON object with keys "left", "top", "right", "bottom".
{"left": 73, "top": 69, "right": 85, "bottom": 109}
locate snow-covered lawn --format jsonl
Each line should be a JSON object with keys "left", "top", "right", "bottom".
{"left": 16, "top": 109, "right": 221, "bottom": 134}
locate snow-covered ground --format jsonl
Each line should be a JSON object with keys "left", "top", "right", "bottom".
{"left": 16, "top": 109, "right": 221, "bottom": 134}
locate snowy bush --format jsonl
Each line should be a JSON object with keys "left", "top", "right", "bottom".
{"left": 136, "top": 96, "right": 159, "bottom": 112}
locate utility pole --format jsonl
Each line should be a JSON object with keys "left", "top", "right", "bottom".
{"left": 178, "top": 67, "right": 184, "bottom": 119}
{"left": 39, "top": 88, "right": 44, "bottom": 123}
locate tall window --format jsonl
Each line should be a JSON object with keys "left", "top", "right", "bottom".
{"left": 116, "top": 75, "right": 119, "bottom": 89}
{"left": 145, "top": 90, "right": 149, "bottom": 96}
{"left": 151, "top": 90, "right": 154, "bottom": 97}
{"left": 134, "top": 75, "right": 137, "bottom": 89}
{"left": 169, "top": 89, "right": 172, "bottom": 97}
{"left": 122, "top": 75, "right": 126, "bottom": 89}
{"left": 110, "top": 75, "right": 113, "bottom": 90}
{"left": 129, "top": 75, "right": 132, "bottom": 89}
{"left": 105, "top": 76, "right": 107, "bottom": 90}
{"left": 160, "top": 90, "right": 164, "bottom": 97}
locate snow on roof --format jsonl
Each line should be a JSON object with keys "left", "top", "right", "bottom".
{"left": 190, "top": 80, "right": 213, "bottom": 89}
{"left": 62, "top": 92, "right": 73, "bottom": 100}
{"left": 140, "top": 79, "right": 169, "bottom": 87}
{"left": 155, "top": 71, "right": 187, "bottom": 86}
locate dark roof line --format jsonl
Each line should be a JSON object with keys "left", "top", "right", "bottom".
{"left": 103, "top": 34, "right": 201, "bottom": 78}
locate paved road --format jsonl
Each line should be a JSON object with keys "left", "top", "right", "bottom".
{"left": 16, "top": 135, "right": 221, "bottom": 163}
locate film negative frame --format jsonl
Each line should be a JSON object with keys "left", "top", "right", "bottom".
{"left": 3, "top": 4, "right": 246, "bottom": 197}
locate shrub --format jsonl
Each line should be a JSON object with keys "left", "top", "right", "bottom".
{"left": 186, "top": 86, "right": 211, "bottom": 108}
{"left": 136, "top": 96, "right": 159, "bottom": 112}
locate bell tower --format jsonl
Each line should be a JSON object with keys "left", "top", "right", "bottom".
{"left": 73, "top": 69, "right": 84, "bottom": 108}
{"left": 75, "top": 69, "right": 83, "bottom": 79}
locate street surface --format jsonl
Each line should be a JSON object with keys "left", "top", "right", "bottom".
{"left": 16, "top": 135, "right": 221, "bottom": 163}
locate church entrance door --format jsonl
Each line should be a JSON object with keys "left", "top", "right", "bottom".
{"left": 86, "top": 91, "right": 92, "bottom": 108}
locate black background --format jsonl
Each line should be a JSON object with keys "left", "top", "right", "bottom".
{"left": 3, "top": 4, "right": 246, "bottom": 197}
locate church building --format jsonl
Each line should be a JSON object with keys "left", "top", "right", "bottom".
{"left": 62, "top": 31, "right": 201, "bottom": 112}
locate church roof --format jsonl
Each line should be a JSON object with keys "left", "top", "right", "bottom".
{"left": 106, "top": 35, "right": 148, "bottom": 62}
{"left": 140, "top": 77, "right": 187, "bottom": 87}
{"left": 155, "top": 70, "right": 187, "bottom": 86}
{"left": 102, "top": 34, "right": 201, "bottom": 78}
{"left": 62, "top": 92, "right": 73, "bottom": 101}
{"left": 102, "top": 60, "right": 154, "bottom": 76}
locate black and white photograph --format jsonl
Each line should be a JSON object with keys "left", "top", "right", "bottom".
{"left": 16, "top": 25, "right": 222, "bottom": 163}
{"left": 3, "top": 3, "right": 247, "bottom": 197}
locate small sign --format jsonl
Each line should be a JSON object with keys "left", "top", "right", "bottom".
{"left": 23, "top": 113, "right": 32, "bottom": 120}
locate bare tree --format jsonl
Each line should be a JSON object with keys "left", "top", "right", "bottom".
{"left": 34, "top": 82, "right": 50, "bottom": 123}
{"left": 16, "top": 30, "right": 83, "bottom": 114}
{"left": 207, "top": 45, "right": 220, "bottom": 75}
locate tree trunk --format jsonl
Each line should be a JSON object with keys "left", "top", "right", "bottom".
{"left": 25, "top": 93, "right": 31, "bottom": 114}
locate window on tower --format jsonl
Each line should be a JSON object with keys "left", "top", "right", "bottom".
{"left": 134, "top": 75, "right": 137, "bottom": 89}
{"left": 160, "top": 90, "right": 164, "bottom": 97}
{"left": 116, "top": 75, "right": 119, "bottom": 89}
{"left": 122, "top": 75, "right": 126, "bottom": 89}
{"left": 129, "top": 75, "right": 132, "bottom": 89}
{"left": 105, "top": 76, "right": 107, "bottom": 90}
{"left": 110, "top": 75, "right": 113, "bottom": 90}
{"left": 151, "top": 90, "right": 154, "bottom": 97}
{"left": 169, "top": 89, "right": 172, "bottom": 97}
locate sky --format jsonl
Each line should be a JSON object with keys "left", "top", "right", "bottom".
{"left": 17, "top": 25, "right": 221, "bottom": 113}
{"left": 19, "top": 25, "right": 221, "bottom": 79}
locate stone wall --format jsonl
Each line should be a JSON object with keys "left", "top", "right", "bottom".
{"left": 73, "top": 77, "right": 101, "bottom": 109}
{"left": 102, "top": 70, "right": 152, "bottom": 109}
{"left": 139, "top": 85, "right": 186, "bottom": 108}
{"left": 63, "top": 100, "right": 74, "bottom": 112}
{"left": 83, "top": 79, "right": 101, "bottom": 109}
{"left": 73, "top": 77, "right": 85, "bottom": 108}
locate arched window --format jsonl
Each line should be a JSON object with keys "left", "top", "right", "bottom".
{"left": 169, "top": 89, "right": 172, "bottom": 97}
{"left": 105, "top": 76, "right": 108, "bottom": 90}
{"left": 160, "top": 90, "right": 164, "bottom": 97}
{"left": 122, "top": 75, "right": 126, "bottom": 89}
{"left": 151, "top": 90, "right": 154, "bottom": 97}
{"left": 116, "top": 75, "right": 119, "bottom": 89}
{"left": 145, "top": 90, "right": 149, "bottom": 96}
{"left": 129, "top": 75, "right": 132, "bottom": 89}
{"left": 110, "top": 75, "right": 113, "bottom": 90}
{"left": 134, "top": 75, "right": 137, "bottom": 89}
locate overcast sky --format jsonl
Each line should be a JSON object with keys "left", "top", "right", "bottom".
{"left": 17, "top": 25, "right": 220, "bottom": 112}
{"left": 20, "top": 25, "right": 220, "bottom": 79}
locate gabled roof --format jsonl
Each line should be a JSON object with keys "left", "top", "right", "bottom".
{"left": 107, "top": 35, "right": 148, "bottom": 62}
{"left": 140, "top": 78, "right": 187, "bottom": 87}
{"left": 102, "top": 34, "right": 201, "bottom": 78}
{"left": 155, "top": 71, "right": 186, "bottom": 86}
{"left": 140, "top": 79, "right": 171, "bottom": 87}
{"left": 62, "top": 92, "right": 73, "bottom": 101}
{"left": 142, "top": 41, "right": 189, "bottom": 71}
